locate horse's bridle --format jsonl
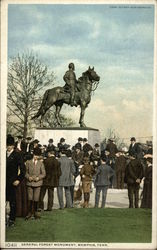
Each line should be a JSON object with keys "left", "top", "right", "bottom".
{"left": 91, "top": 80, "right": 99, "bottom": 91}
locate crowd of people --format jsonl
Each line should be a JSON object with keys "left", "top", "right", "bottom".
{"left": 6, "top": 134, "right": 153, "bottom": 227}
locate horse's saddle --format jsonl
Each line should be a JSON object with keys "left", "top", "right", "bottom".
{"left": 62, "top": 79, "right": 82, "bottom": 94}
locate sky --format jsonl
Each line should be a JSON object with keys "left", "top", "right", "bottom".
{"left": 8, "top": 3, "right": 155, "bottom": 141}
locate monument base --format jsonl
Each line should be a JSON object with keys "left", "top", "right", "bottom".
{"left": 34, "top": 127, "right": 100, "bottom": 148}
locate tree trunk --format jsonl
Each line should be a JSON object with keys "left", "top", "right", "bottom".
{"left": 23, "top": 112, "right": 28, "bottom": 140}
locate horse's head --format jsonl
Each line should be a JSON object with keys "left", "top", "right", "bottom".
{"left": 86, "top": 66, "right": 100, "bottom": 83}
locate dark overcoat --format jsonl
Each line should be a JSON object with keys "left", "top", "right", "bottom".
{"left": 83, "top": 143, "right": 93, "bottom": 153}
{"left": 141, "top": 165, "right": 152, "bottom": 208}
{"left": 6, "top": 150, "right": 25, "bottom": 200}
{"left": 125, "top": 159, "right": 144, "bottom": 184}
{"left": 72, "top": 150, "right": 84, "bottom": 165}
{"left": 43, "top": 156, "right": 61, "bottom": 187}
{"left": 106, "top": 142, "right": 118, "bottom": 158}
{"left": 115, "top": 155, "right": 126, "bottom": 173}
{"left": 128, "top": 143, "right": 143, "bottom": 159}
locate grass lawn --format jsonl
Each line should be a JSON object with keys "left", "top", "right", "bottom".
{"left": 6, "top": 208, "right": 152, "bottom": 243}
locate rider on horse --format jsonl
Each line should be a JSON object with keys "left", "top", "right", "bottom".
{"left": 63, "top": 62, "right": 78, "bottom": 107}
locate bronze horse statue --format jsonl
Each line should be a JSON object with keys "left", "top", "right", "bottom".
{"left": 32, "top": 67, "right": 100, "bottom": 127}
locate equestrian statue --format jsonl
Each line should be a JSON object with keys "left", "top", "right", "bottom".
{"left": 32, "top": 63, "right": 100, "bottom": 127}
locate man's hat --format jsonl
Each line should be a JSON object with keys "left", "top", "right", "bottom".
{"left": 33, "top": 148, "right": 41, "bottom": 156}
{"left": 130, "top": 137, "right": 136, "bottom": 142}
{"left": 78, "top": 137, "right": 83, "bottom": 142}
{"left": 144, "top": 154, "right": 153, "bottom": 164}
{"left": 146, "top": 141, "right": 152, "bottom": 146}
{"left": 75, "top": 144, "right": 81, "bottom": 150}
{"left": 101, "top": 156, "right": 107, "bottom": 162}
{"left": 60, "top": 137, "right": 65, "bottom": 142}
{"left": 7, "top": 136, "right": 15, "bottom": 146}
{"left": 26, "top": 137, "right": 32, "bottom": 140}
{"left": 83, "top": 138, "right": 87, "bottom": 142}
{"left": 49, "top": 138, "right": 53, "bottom": 143}
{"left": 33, "top": 139, "right": 39, "bottom": 144}
{"left": 95, "top": 143, "right": 99, "bottom": 147}
{"left": 7, "top": 134, "right": 12, "bottom": 138}
{"left": 17, "top": 135, "right": 22, "bottom": 139}
{"left": 66, "top": 149, "right": 72, "bottom": 158}
{"left": 60, "top": 146, "right": 67, "bottom": 154}
{"left": 144, "top": 154, "right": 153, "bottom": 159}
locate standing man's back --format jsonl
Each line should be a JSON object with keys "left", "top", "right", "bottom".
{"left": 39, "top": 150, "right": 61, "bottom": 211}
{"left": 57, "top": 149, "right": 75, "bottom": 209}
{"left": 125, "top": 158, "right": 144, "bottom": 208}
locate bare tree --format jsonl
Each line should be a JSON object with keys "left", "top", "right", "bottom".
{"left": 101, "top": 128, "right": 127, "bottom": 150}
{"left": 33, "top": 106, "right": 75, "bottom": 129}
{"left": 7, "top": 52, "right": 55, "bottom": 139}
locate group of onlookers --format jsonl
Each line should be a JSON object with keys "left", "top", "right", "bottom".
{"left": 6, "top": 134, "right": 153, "bottom": 227}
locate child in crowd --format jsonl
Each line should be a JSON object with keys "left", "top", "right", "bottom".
{"left": 80, "top": 157, "right": 95, "bottom": 208}
{"left": 25, "top": 148, "right": 46, "bottom": 219}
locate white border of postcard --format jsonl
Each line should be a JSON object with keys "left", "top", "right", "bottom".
{"left": 1, "top": 0, "right": 157, "bottom": 249}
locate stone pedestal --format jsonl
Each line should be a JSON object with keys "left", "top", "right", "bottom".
{"left": 34, "top": 127, "right": 100, "bottom": 148}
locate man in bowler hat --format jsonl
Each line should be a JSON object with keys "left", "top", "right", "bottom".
{"left": 128, "top": 137, "right": 142, "bottom": 159}
{"left": 125, "top": 156, "right": 144, "bottom": 208}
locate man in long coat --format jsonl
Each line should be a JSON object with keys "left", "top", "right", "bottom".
{"left": 94, "top": 156, "right": 114, "bottom": 208}
{"left": 6, "top": 135, "right": 25, "bottom": 226}
{"left": 39, "top": 150, "right": 61, "bottom": 211}
{"left": 105, "top": 138, "right": 118, "bottom": 188}
{"left": 57, "top": 148, "right": 75, "bottom": 209}
{"left": 125, "top": 158, "right": 144, "bottom": 208}
{"left": 141, "top": 156, "right": 152, "bottom": 208}
{"left": 115, "top": 150, "right": 127, "bottom": 189}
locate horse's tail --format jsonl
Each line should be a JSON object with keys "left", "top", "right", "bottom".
{"left": 31, "top": 89, "right": 49, "bottom": 119}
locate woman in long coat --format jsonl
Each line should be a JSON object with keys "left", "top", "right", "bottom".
{"left": 141, "top": 156, "right": 152, "bottom": 209}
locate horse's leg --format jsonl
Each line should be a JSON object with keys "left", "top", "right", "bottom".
{"left": 39, "top": 114, "right": 44, "bottom": 127}
{"left": 32, "top": 90, "right": 58, "bottom": 120}
{"left": 55, "top": 103, "right": 63, "bottom": 126}
{"left": 79, "top": 104, "right": 86, "bottom": 127}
